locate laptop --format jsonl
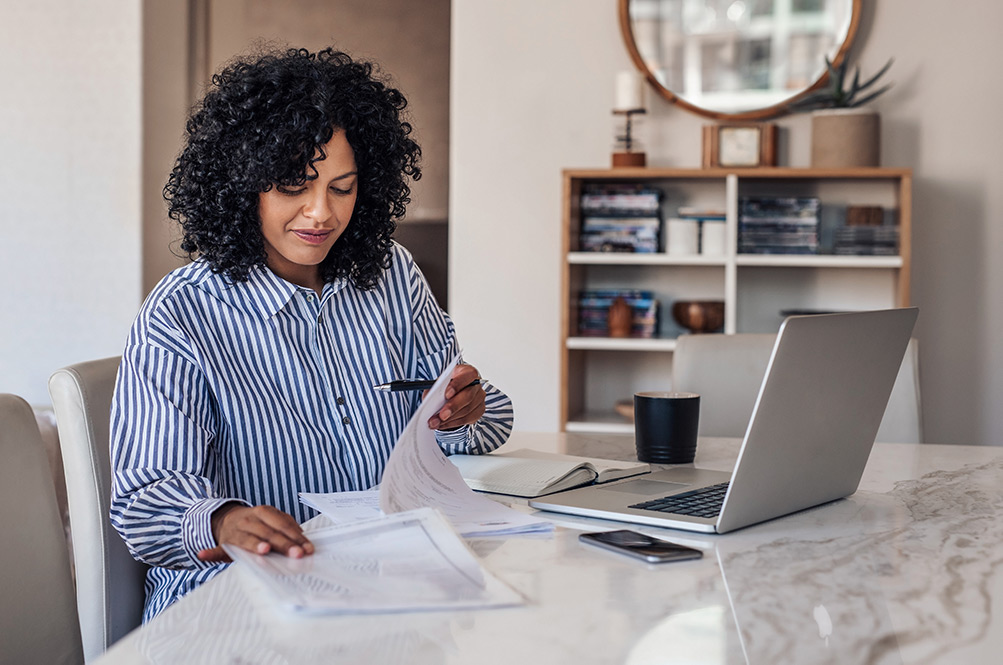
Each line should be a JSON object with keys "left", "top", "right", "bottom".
{"left": 531, "top": 307, "right": 918, "bottom": 534}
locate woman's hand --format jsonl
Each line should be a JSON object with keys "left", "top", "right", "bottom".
{"left": 197, "top": 503, "right": 314, "bottom": 563}
{"left": 427, "top": 364, "right": 486, "bottom": 430}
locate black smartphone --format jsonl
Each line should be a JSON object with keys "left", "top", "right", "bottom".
{"left": 579, "top": 530, "right": 704, "bottom": 564}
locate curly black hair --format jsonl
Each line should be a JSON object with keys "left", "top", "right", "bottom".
{"left": 164, "top": 47, "right": 421, "bottom": 290}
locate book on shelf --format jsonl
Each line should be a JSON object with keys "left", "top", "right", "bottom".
{"left": 832, "top": 226, "right": 899, "bottom": 256}
{"left": 447, "top": 448, "right": 651, "bottom": 498}
{"left": 578, "top": 289, "right": 658, "bottom": 338}
{"left": 580, "top": 183, "right": 662, "bottom": 216}
{"left": 675, "top": 206, "right": 726, "bottom": 222}
{"left": 739, "top": 196, "right": 820, "bottom": 254}
{"left": 580, "top": 216, "right": 660, "bottom": 253}
{"left": 579, "top": 184, "right": 663, "bottom": 253}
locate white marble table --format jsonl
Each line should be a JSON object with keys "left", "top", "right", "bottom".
{"left": 95, "top": 433, "right": 1003, "bottom": 665}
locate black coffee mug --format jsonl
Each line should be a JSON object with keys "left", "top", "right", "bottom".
{"left": 633, "top": 391, "right": 700, "bottom": 464}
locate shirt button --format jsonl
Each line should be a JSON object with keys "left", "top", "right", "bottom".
{"left": 336, "top": 397, "right": 345, "bottom": 405}
{"left": 306, "top": 294, "right": 315, "bottom": 302}
{"left": 342, "top": 416, "right": 351, "bottom": 425}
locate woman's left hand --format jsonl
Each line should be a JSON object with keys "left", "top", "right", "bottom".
{"left": 427, "top": 364, "right": 486, "bottom": 430}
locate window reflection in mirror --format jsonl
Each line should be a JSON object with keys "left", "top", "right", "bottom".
{"left": 623, "top": 0, "right": 859, "bottom": 119}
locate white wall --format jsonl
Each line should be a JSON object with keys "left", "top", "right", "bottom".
{"left": 451, "top": 0, "right": 1003, "bottom": 445}
{"left": 0, "top": 1, "right": 142, "bottom": 405}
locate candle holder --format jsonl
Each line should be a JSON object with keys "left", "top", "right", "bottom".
{"left": 612, "top": 108, "right": 647, "bottom": 168}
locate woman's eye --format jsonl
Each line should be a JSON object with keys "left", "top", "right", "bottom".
{"left": 276, "top": 186, "right": 305, "bottom": 196}
{"left": 330, "top": 184, "right": 355, "bottom": 196}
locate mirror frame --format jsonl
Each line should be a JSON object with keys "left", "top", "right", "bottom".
{"left": 618, "top": 0, "right": 861, "bottom": 121}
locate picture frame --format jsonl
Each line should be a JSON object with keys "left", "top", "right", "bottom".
{"left": 702, "top": 123, "right": 778, "bottom": 168}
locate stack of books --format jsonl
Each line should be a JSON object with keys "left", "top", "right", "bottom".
{"left": 833, "top": 226, "right": 899, "bottom": 255}
{"left": 738, "top": 196, "right": 820, "bottom": 254}
{"left": 579, "top": 184, "right": 662, "bottom": 253}
{"left": 577, "top": 289, "right": 658, "bottom": 338}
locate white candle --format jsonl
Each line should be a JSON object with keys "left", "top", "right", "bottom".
{"left": 614, "top": 70, "right": 645, "bottom": 111}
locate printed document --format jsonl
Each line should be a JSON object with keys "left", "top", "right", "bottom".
{"left": 301, "top": 354, "right": 553, "bottom": 536}
{"left": 224, "top": 507, "right": 523, "bottom": 614}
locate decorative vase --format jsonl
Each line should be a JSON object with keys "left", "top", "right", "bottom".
{"left": 810, "top": 108, "right": 880, "bottom": 168}
{"left": 607, "top": 297, "right": 633, "bottom": 338}
{"left": 671, "top": 300, "right": 725, "bottom": 334}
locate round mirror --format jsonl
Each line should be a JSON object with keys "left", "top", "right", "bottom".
{"left": 619, "top": 0, "right": 860, "bottom": 120}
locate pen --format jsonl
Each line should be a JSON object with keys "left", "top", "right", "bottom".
{"left": 373, "top": 378, "right": 487, "bottom": 392}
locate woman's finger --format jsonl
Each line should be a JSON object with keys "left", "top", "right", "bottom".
{"left": 256, "top": 506, "right": 314, "bottom": 552}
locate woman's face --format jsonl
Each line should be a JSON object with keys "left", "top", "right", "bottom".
{"left": 258, "top": 130, "right": 358, "bottom": 291}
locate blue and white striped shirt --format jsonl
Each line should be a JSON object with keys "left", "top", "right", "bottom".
{"left": 110, "top": 243, "right": 513, "bottom": 621}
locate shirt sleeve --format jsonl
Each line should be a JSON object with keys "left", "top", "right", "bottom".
{"left": 398, "top": 246, "right": 514, "bottom": 455}
{"left": 109, "top": 320, "right": 247, "bottom": 571}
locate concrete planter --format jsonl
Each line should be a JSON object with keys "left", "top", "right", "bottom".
{"left": 811, "top": 108, "right": 880, "bottom": 168}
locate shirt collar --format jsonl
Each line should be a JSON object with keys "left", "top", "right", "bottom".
{"left": 191, "top": 261, "right": 349, "bottom": 320}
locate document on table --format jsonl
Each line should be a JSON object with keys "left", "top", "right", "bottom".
{"left": 224, "top": 507, "right": 523, "bottom": 615}
{"left": 300, "top": 488, "right": 549, "bottom": 537}
{"left": 300, "top": 354, "right": 553, "bottom": 537}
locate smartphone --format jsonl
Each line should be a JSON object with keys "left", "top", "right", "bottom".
{"left": 579, "top": 530, "right": 704, "bottom": 564}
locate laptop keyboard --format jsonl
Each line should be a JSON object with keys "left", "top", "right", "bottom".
{"left": 629, "top": 482, "right": 730, "bottom": 519}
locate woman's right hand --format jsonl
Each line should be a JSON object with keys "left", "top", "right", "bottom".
{"left": 197, "top": 503, "right": 314, "bottom": 563}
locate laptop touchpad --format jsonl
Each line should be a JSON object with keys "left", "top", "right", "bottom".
{"left": 600, "top": 479, "right": 689, "bottom": 495}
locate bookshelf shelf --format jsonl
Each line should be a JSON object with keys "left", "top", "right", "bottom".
{"left": 560, "top": 167, "right": 912, "bottom": 432}
{"left": 735, "top": 255, "right": 903, "bottom": 268}
{"left": 568, "top": 252, "right": 728, "bottom": 267}
{"left": 566, "top": 337, "right": 678, "bottom": 352}
{"left": 565, "top": 413, "right": 635, "bottom": 434}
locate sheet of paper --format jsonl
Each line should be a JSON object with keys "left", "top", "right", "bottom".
{"left": 224, "top": 508, "right": 523, "bottom": 615}
{"left": 376, "top": 355, "right": 553, "bottom": 536}
{"left": 302, "top": 484, "right": 552, "bottom": 537}
{"left": 300, "top": 489, "right": 382, "bottom": 524}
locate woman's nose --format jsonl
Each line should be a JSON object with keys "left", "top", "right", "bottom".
{"left": 302, "top": 188, "right": 331, "bottom": 222}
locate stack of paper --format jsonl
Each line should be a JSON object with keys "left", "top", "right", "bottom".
{"left": 299, "top": 354, "right": 553, "bottom": 537}
{"left": 300, "top": 489, "right": 553, "bottom": 538}
{"left": 225, "top": 508, "right": 523, "bottom": 614}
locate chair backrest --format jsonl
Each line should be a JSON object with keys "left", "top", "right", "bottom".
{"left": 49, "top": 357, "right": 148, "bottom": 662}
{"left": 672, "top": 334, "right": 777, "bottom": 438}
{"left": 874, "top": 338, "right": 923, "bottom": 443}
{"left": 672, "top": 334, "right": 923, "bottom": 443}
{"left": 0, "top": 393, "right": 84, "bottom": 665}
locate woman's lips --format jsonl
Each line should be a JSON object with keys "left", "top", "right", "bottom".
{"left": 292, "top": 229, "right": 332, "bottom": 245}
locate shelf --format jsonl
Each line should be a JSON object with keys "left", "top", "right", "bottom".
{"left": 567, "top": 337, "right": 678, "bottom": 352}
{"left": 735, "top": 255, "right": 903, "bottom": 268}
{"left": 565, "top": 412, "right": 635, "bottom": 434}
{"left": 568, "top": 252, "right": 728, "bottom": 266}
{"left": 563, "top": 166, "right": 912, "bottom": 180}
{"left": 560, "top": 167, "right": 912, "bottom": 432}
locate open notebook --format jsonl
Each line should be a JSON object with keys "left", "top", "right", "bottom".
{"left": 448, "top": 449, "right": 650, "bottom": 498}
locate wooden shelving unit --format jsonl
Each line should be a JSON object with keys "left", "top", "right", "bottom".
{"left": 560, "top": 167, "right": 912, "bottom": 433}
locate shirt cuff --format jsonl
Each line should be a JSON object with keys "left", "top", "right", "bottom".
{"left": 182, "top": 497, "right": 250, "bottom": 567}
{"left": 434, "top": 424, "right": 475, "bottom": 454}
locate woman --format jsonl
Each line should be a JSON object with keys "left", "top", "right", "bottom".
{"left": 110, "top": 47, "right": 513, "bottom": 621}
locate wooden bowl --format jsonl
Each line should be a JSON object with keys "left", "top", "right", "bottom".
{"left": 672, "top": 300, "right": 725, "bottom": 334}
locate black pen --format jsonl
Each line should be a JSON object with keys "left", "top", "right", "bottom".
{"left": 373, "top": 377, "right": 486, "bottom": 392}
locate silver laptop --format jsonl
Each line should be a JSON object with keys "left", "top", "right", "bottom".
{"left": 531, "top": 308, "right": 919, "bottom": 534}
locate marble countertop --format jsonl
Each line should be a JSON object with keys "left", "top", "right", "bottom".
{"left": 96, "top": 434, "right": 1003, "bottom": 665}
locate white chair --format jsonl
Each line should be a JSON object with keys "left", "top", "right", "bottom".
{"left": 0, "top": 393, "right": 84, "bottom": 665}
{"left": 49, "top": 357, "right": 148, "bottom": 663}
{"left": 875, "top": 338, "right": 923, "bottom": 443}
{"left": 672, "top": 334, "right": 777, "bottom": 438}
{"left": 672, "top": 334, "right": 923, "bottom": 443}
